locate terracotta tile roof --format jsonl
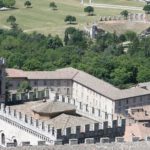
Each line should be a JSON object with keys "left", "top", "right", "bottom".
{"left": 46, "top": 113, "right": 97, "bottom": 129}
{"left": 73, "top": 70, "right": 121, "bottom": 100}
{"left": 6, "top": 68, "right": 27, "bottom": 78}
{"left": 32, "top": 101, "right": 76, "bottom": 115}
{"left": 25, "top": 67, "right": 78, "bottom": 80}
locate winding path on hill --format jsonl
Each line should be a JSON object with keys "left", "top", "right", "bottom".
{"left": 83, "top": 3, "right": 143, "bottom": 11}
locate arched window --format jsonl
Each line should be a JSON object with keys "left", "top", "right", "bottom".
{"left": 1, "top": 133, "right": 5, "bottom": 145}
{"left": 14, "top": 139, "right": 17, "bottom": 147}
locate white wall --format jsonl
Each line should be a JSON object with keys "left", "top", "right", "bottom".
{"left": 72, "top": 81, "right": 114, "bottom": 122}
{"left": 0, "top": 118, "right": 44, "bottom": 146}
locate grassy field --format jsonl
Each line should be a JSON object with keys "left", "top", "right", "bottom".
{"left": 0, "top": 0, "right": 144, "bottom": 37}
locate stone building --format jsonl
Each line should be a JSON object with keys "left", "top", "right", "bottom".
{"left": 6, "top": 68, "right": 74, "bottom": 97}
{"left": 6, "top": 67, "right": 150, "bottom": 123}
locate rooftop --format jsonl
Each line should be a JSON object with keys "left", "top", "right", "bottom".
{"left": 6, "top": 68, "right": 27, "bottom": 78}
{"left": 32, "top": 101, "right": 76, "bottom": 115}
{"left": 46, "top": 113, "right": 97, "bottom": 129}
{"left": 138, "top": 82, "right": 150, "bottom": 90}
{"left": 9, "top": 101, "right": 97, "bottom": 129}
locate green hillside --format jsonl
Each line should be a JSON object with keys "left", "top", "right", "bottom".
{"left": 0, "top": 0, "right": 142, "bottom": 37}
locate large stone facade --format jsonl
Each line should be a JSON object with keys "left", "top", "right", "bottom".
{"left": 6, "top": 68, "right": 150, "bottom": 123}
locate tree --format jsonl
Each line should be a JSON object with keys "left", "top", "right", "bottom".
{"left": 7, "top": 15, "right": 16, "bottom": 28}
{"left": 23, "top": 59, "right": 42, "bottom": 70}
{"left": 49, "top": 2, "right": 57, "bottom": 10}
{"left": 125, "top": 30, "right": 137, "bottom": 41}
{"left": 64, "top": 27, "right": 76, "bottom": 45}
{"left": 47, "top": 35, "right": 63, "bottom": 49}
{"left": 24, "top": 0, "right": 31, "bottom": 8}
{"left": 120, "top": 10, "right": 129, "bottom": 19}
{"left": 84, "top": 6, "right": 94, "bottom": 16}
{"left": 64, "top": 15, "right": 76, "bottom": 24}
{"left": 18, "top": 81, "right": 32, "bottom": 93}
{"left": 143, "top": 4, "right": 150, "bottom": 14}
{"left": 0, "top": 0, "right": 4, "bottom": 8}
{"left": 1, "top": 36, "right": 20, "bottom": 50}
{"left": 3, "top": 0, "right": 16, "bottom": 8}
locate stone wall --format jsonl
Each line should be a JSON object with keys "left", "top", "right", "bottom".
{"left": 3, "top": 141, "right": 150, "bottom": 150}
{"left": 99, "top": 13, "right": 146, "bottom": 22}
{"left": 0, "top": 103, "right": 57, "bottom": 147}
{"left": 0, "top": 98, "right": 126, "bottom": 147}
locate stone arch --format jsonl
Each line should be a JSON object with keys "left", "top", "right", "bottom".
{"left": 1, "top": 133, "right": 5, "bottom": 145}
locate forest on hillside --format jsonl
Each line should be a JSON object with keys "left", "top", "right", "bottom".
{"left": 0, "top": 27, "right": 150, "bottom": 89}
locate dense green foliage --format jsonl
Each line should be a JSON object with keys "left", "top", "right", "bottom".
{"left": 143, "top": 4, "right": 150, "bottom": 14}
{"left": 17, "top": 81, "right": 32, "bottom": 92}
{"left": 0, "top": 27, "right": 150, "bottom": 89}
{"left": 49, "top": 2, "right": 57, "bottom": 10}
{"left": 24, "top": 0, "right": 31, "bottom": 8}
{"left": 120, "top": 10, "right": 129, "bottom": 19}
{"left": 0, "top": 0, "right": 15, "bottom": 8}
{"left": 64, "top": 15, "right": 76, "bottom": 24}
{"left": 6, "top": 15, "right": 18, "bottom": 29}
{"left": 84, "top": 6, "right": 94, "bottom": 16}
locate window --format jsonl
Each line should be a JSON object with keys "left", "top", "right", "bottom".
{"left": 57, "top": 80, "right": 60, "bottom": 86}
{"left": 44, "top": 80, "right": 47, "bottom": 86}
{"left": 0, "top": 80, "right": 1, "bottom": 95}
{"left": 50, "top": 80, "right": 54, "bottom": 86}
{"left": 67, "top": 88, "right": 70, "bottom": 95}
{"left": 140, "top": 96, "right": 143, "bottom": 102}
{"left": 81, "top": 92, "right": 83, "bottom": 98}
{"left": 98, "top": 109, "right": 101, "bottom": 116}
{"left": 80, "top": 102, "right": 82, "bottom": 109}
{"left": 119, "top": 101, "right": 121, "bottom": 106}
{"left": 1, "top": 133, "right": 5, "bottom": 145}
{"left": 34, "top": 80, "right": 37, "bottom": 86}
{"left": 73, "top": 99, "right": 75, "bottom": 105}
{"left": 57, "top": 88, "right": 60, "bottom": 93}
{"left": 67, "top": 80, "right": 70, "bottom": 86}
{"left": 14, "top": 139, "right": 17, "bottom": 147}
{"left": 105, "top": 112, "right": 108, "bottom": 120}
{"left": 126, "top": 99, "right": 128, "bottom": 104}
{"left": 86, "top": 104, "right": 88, "bottom": 112}
{"left": 92, "top": 107, "right": 95, "bottom": 114}
{"left": 0, "top": 70, "right": 2, "bottom": 77}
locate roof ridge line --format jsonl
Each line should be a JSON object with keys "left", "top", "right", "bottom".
{"left": 72, "top": 70, "right": 80, "bottom": 79}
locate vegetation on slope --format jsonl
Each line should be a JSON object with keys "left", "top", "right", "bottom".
{"left": 0, "top": 27, "right": 150, "bottom": 89}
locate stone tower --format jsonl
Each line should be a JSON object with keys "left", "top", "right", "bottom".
{"left": 0, "top": 58, "right": 5, "bottom": 103}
